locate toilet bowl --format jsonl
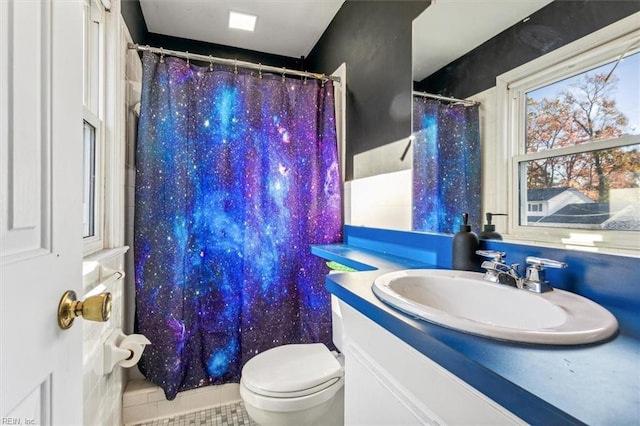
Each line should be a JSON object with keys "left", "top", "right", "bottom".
{"left": 240, "top": 295, "right": 345, "bottom": 425}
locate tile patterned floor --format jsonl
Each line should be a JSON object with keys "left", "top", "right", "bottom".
{"left": 132, "top": 401, "right": 258, "bottom": 426}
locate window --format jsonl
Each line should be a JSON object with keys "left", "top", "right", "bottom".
{"left": 83, "top": 120, "right": 97, "bottom": 238}
{"left": 528, "top": 203, "right": 543, "bottom": 213}
{"left": 521, "top": 53, "right": 639, "bottom": 231}
{"left": 497, "top": 15, "right": 640, "bottom": 252}
{"left": 82, "top": 0, "right": 105, "bottom": 253}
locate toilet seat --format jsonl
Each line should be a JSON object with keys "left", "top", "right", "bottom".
{"left": 241, "top": 343, "right": 343, "bottom": 398}
{"left": 240, "top": 376, "right": 344, "bottom": 413}
{"left": 240, "top": 343, "right": 344, "bottom": 413}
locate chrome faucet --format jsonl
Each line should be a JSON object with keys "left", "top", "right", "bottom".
{"left": 475, "top": 250, "right": 521, "bottom": 288}
{"left": 476, "top": 250, "right": 567, "bottom": 293}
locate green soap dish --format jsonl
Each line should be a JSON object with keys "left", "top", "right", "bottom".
{"left": 326, "top": 261, "right": 357, "bottom": 272}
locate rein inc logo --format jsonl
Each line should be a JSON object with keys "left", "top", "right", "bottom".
{"left": 1, "top": 418, "right": 36, "bottom": 425}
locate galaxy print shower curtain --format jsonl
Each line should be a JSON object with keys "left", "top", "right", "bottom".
{"left": 412, "top": 98, "right": 481, "bottom": 233}
{"left": 134, "top": 52, "right": 341, "bottom": 400}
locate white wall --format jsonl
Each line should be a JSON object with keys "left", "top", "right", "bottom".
{"left": 345, "top": 137, "right": 413, "bottom": 230}
{"left": 82, "top": 4, "right": 137, "bottom": 424}
{"left": 345, "top": 169, "right": 412, "bottom": 231}
{"left": 83, "top": 249, "right": 128, "bottom": 426}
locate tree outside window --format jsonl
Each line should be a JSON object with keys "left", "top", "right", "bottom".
{"left": 522, "top": 51, "right": 639, "bottom": 231}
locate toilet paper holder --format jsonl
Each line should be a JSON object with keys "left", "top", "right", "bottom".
{"left": 103, "top": 328, "right": 151, "bottom": 375}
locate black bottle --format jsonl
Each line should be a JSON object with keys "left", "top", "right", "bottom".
{"left": 478, "top": 213, "right": 507, "bottom": 240}
{"left": 452, "top": 213, "right": 479, "bottom": 271}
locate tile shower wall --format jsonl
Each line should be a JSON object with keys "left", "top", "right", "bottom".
{"left": 124, "top": 16, "right": 142, "bottom": 339}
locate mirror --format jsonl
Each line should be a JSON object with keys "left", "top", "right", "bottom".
{"left": 409, "top": 1, "right": 554, "bottom": 235}
{"left": 347, "top": 1, "right": 554, "bottom": 234}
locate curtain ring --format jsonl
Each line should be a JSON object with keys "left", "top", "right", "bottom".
{"left": 234, "top": 59, "right": 238, "bottom": 75}
{"left": 281, "top": 67, "right": 286, "bottom": 83}
{"left": 303, "top": 74, "right": 307, "bottom": 85}
{"left": 321, "top": 74, "right": 326, "bottom": 88}
{"left": 185, "top": 51, "right": 190, "bottom": 68}
{"left": 209, "top": 55, "right": 214, "bottom": 72}
{"left": 258, "top": 63, "right": 262, "bottom": 79}
{"left": 159, "top": 47, "right": 164, "bottom": 63}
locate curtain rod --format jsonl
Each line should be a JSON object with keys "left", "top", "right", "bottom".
{"left": 128, "top": 43, "right": 340, "bottom": 83}
{"left": 413, "top": 90, "right": 478, "bottom": 106}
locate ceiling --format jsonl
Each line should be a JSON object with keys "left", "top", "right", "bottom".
{"left": 139, "top": 0, "right": 553, "bottom": 78}
{"left": 139, "top": 0, "right": 345, "bottom": 58}
{"left": 413, "top": 0, "right": 554, "bottom": 81}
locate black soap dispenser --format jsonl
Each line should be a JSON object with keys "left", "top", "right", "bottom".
{"left": 478, "top": 213, "right": 507, "bottom": 240}
{"left": 452, "top": 213, "right": 479, "bottom": 271}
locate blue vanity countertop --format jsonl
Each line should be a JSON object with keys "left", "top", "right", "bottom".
{"left": 313, "top": 243, "right": 640, "bottom": 425}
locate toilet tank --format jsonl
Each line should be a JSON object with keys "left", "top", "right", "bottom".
{"left": 330, "top": 294, "right": 344, "bottom": 352}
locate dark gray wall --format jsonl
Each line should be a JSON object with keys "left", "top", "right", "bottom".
{"left": 121, "top": 0, "right": 147, "bottom": 45}
{"left": 415, "top": 0, "right": 640, "bottom": 98}
{"left": 307, "top": 1, "right": 429, "bottom": 180}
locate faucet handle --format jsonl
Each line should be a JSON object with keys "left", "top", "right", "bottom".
{"left": 523, "top": 257, "right": 567, "bottom": 293}
{"left": 476, "top": 250, "right": 506, "bottom": 262}
{"left": 525, "top": 256, "right": 568, "bottom": 270}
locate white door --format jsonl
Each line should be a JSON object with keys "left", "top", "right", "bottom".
{"left": 1, "top": 0, "right": 84, "bottom": 424}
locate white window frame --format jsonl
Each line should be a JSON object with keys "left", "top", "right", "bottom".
{"left": 83, "top": 0, "right": 105, "bottom": 255}
{"left": 82, "top": 0, "right": 125, "bottom": 256}
{"left": 494, "top": 12, "right": 640, "bottom": 253}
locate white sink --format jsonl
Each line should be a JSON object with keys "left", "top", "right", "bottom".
{"left": 372, "top": 269, "right": 618, "bottom": 345}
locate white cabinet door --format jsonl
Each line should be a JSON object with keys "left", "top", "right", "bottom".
{"left": 1, "top": 1, "right": 84, "bottom": 424}
{"left": 340, "top": 302, "right": 524, "bottom": 426}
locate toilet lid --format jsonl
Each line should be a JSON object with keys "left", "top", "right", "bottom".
{"left": 241, "top": 343, "right": 343, "bottom": 398}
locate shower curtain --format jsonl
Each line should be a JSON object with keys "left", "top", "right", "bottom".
{"left": 134, "top": 52, "right": 341, "bottom": 400}
{"left": 412, "top": 98, "right": 481, "bottom": 233}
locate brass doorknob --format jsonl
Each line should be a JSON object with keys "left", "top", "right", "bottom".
{"left": 57, "top": 290, "right": 112, "bottom": 329}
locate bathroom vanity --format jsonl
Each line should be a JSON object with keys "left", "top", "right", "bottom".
{"left": 313, "top": 226, "right": 640, "bottom": 425}
{"left": 338, "top": 298, "right": 523, "bottom": 424}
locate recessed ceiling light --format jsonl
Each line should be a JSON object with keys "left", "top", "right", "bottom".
{"left": 229, "top": 10, "right": 257, "bottom": 32}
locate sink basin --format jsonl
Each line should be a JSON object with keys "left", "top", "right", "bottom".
{"left": 372, "top": 269, "right": 618, "bottom": 345}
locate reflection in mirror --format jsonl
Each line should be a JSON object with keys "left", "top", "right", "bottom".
{"left": 412, "top": 93, "right": 481, "bottom": 234}
{"left": 412, "top": 1, "right": 554, "bottom": 86}
{"left": 410, "top": 0, "right": 555, "bottom": 235}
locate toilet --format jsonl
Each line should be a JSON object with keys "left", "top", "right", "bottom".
{"left": 240, "top": 295, "right": 345, "bottom": 426}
